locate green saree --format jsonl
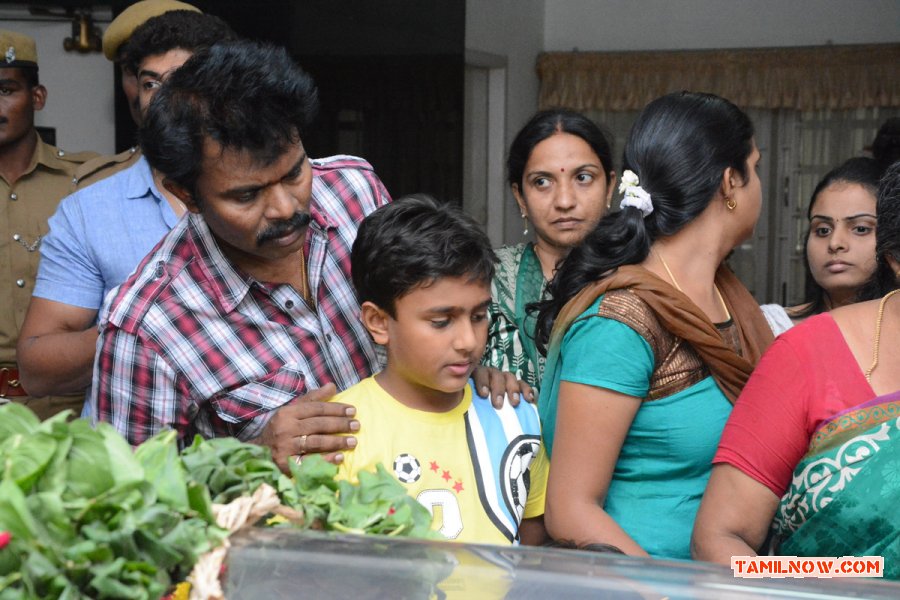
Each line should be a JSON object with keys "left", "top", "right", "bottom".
{"left": 772, "top": 390, "right": 900, "bottom": 578}
{"left": 482, "top": 244, "right": 547, "bottom": 391}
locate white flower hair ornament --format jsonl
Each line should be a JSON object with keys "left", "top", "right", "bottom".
{"left": 618, "top": 170, "right": 653, "bottom": 217}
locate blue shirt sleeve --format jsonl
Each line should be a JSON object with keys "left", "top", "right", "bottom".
{"left": 559, "top": 313, "right": 654, "bottom": 398}
{"left": 34, "top": 193, "right": 106, "bottom": 310}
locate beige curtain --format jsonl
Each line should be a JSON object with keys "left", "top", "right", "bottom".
{"left": 537, "top": 44, "right": 900, "bottom": 112}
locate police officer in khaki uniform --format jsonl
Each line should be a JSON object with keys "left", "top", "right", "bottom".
{"left": 72, "top": 0, "right": 202, "bottom": 189}
{"left": 0, "top": 30, "right": 97, "bottom": 417}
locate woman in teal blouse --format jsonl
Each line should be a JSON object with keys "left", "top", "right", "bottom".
{"left": 483, "top": 109, "right": 615, "bottom": 392}
{"left": 534, "top": 92, "right": 774, "bottom": 559}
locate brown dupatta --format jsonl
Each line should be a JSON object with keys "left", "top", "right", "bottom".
{"left": 546, "top": 264, "right": 773, "bottom": 403}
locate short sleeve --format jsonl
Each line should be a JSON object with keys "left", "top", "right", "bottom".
{"left": 523, "top": 445, "right": 548, "bottom": 519}
{"left": 714, "top": 336, "right": 813, "bottom": 497}
{"left": 91, "top": 324, "right": 179, "bottom": 445}
{"left": 34, "top": 195, "right": 106, "bottom": 309}
{"left": 360, "top": 167, "right": 392, "bottom": 212}
{"left": 760, "top": 303, "right": 794, "bottom": 337}
{"left": 559, "top": 314, "right": 654, "bottom": 398}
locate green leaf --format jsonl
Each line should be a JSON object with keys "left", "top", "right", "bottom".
{"left": 56, "top": 584, "right": 83, "bottom": 600}
{"left": 133, "top": 431, "right": 189, "bottom": 512}
{"left": 185, "top": 482, "right": 214, "bottom": 524}
{"left": 96, "top": 423, "right": 144, "bottom": 488}
{"left": 324, "top": 464, "right": 438, "bottom": 538}
{"left": 181, "top": 436, "right": 289, "bottom": 504}
{"left": 0, "top": 404, "right": 40, "bottom": 443}
{"left": 32, "top": 433, "right": 72, "bottom": 497}
{"left": 88, "top": 557, "right": 146, "bottom": 600}
{"left": 21, "top": 548, "right": 60, "bottom": 581}
{"left": 132, "top": 529, "right": 183, "bottom": 572}
{"left": 0, "top": 537, "right": 25, "bottom": 578}
{"left": 25, "top": 492, "right": 75, "bottom": 549}
{"left": 292, "top": 454, "right": 338, "bottom": 491}
{"left": 64, "top": 421, "right": 116, "bottom": 500}
{"left": 3, "top": 432, "right": 57, "bottom": 493}
{"left": 0, "top": 479, "right": 39, "bottom": 541}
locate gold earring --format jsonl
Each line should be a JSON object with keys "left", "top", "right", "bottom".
{"left": 522, "top": 213, "right": 529, "bottom": 235}
{"left": 726, "top": 197, "right": 737, "bottom": 211}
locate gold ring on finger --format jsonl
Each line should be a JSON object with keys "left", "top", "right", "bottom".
{"left": 299, "top": 434, "right": 308, "bottom": 454}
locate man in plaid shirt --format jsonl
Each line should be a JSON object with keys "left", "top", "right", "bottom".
{"left": 88, "top": 41, "right": 392, "bottom": 469}
{"left": 90, "top": 40, "right": 532, "bottom": 470}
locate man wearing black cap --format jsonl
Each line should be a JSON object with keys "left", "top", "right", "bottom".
{"left": 0, "top": 30, "right": 97, "bottom": 417}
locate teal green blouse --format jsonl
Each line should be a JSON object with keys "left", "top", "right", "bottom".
{"left": 539, "top": 296, "right": 732, "bottom": 560}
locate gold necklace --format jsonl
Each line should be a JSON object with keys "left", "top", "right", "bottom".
{"left": 654, "top": 249, "right": 731, "bottom": 320}
{"left": 865, "top": 288, "right": 900, "bottom": 382}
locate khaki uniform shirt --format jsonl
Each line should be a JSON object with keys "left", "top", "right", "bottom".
{"left": 72, "top": 145, "right": 141, "bottom": 190}
{"left": 0, "top": 136, "right": 96, "bottom": 417}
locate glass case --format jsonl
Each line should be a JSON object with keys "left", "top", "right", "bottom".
{"left": 225, "top": 529, "right": 900, "bottom": 599}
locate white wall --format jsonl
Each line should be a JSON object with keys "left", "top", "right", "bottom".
{"left": 544, "top": 0, "right": 900, "bottom": 51}
{"left": 466, "top": 0, "right": 545, "bottom": 243}
{"left": 1, "top": 7, "right": 115, "bottom": 154}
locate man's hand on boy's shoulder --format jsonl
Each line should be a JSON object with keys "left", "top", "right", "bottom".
{"left": 472, "top": 366, "right": 536, "bottom": 409}
{"left": 253, "top": 383, "right": 361, "bottom": 473}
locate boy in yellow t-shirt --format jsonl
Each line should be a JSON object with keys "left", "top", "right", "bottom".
{"left": 337, "top": 194, "right": 547, "bottom": 546}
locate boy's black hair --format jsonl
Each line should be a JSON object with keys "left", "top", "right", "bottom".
{"left": 351, "top": 194, "right": 497, "bottom": 317}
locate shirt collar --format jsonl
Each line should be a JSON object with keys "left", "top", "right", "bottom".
{"left": 125, "top": 156, "right": 182, "bottom": 227}
{"left": 124, "top": 155, "right": 163, "bottom": 201}
{"left": 186, "top": 213, "right": 255, "bottom": 314}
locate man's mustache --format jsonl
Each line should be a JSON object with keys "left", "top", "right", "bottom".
{"left": 257, "top": 211, "right": 311, "bottom": 246}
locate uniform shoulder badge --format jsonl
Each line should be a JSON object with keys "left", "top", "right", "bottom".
{"left": 55, "top": 148, "right": 100, "bottom": 165}
{"left": 73, "top": 147, "right": 141, "bottom": 189}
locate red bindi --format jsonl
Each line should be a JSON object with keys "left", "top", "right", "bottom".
{"left": 560, "top": 168, "right": 565, "bottom": 172}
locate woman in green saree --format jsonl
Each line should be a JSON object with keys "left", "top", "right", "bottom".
{"left": 482, "top": 110, "right": 615, "bottom": 391}
{"left": 693, "top": 161, "right": 900, "bottom": 578}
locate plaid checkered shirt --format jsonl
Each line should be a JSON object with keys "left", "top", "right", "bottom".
{"left": 89, "top": 156, "right": 390, "bottom": 446}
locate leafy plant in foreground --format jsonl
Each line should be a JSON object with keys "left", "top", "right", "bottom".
{"left": 0, "top": 404, "right": 437, "bottom": 599}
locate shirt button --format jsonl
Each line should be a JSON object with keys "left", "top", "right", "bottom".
{"left": 10, "top": 192, "right": 17, "bottom": 200}
{"left": 16, "top": 279, "right": 25, "bottom": 288}
{"left": 57, "top": 150, "right": 65, "bottom": 157}
{"left": 326, "top": 333, "right": 333, "bottom": 342}
{"left": 285, "top": 300, "right": 295, "bottom": 309}
{"left": 13, "top": 234, "right": 21, "bottom": 241}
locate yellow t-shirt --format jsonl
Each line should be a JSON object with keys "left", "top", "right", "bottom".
{"left": 335, "top": 376, "right": 547, "bottom": 546}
